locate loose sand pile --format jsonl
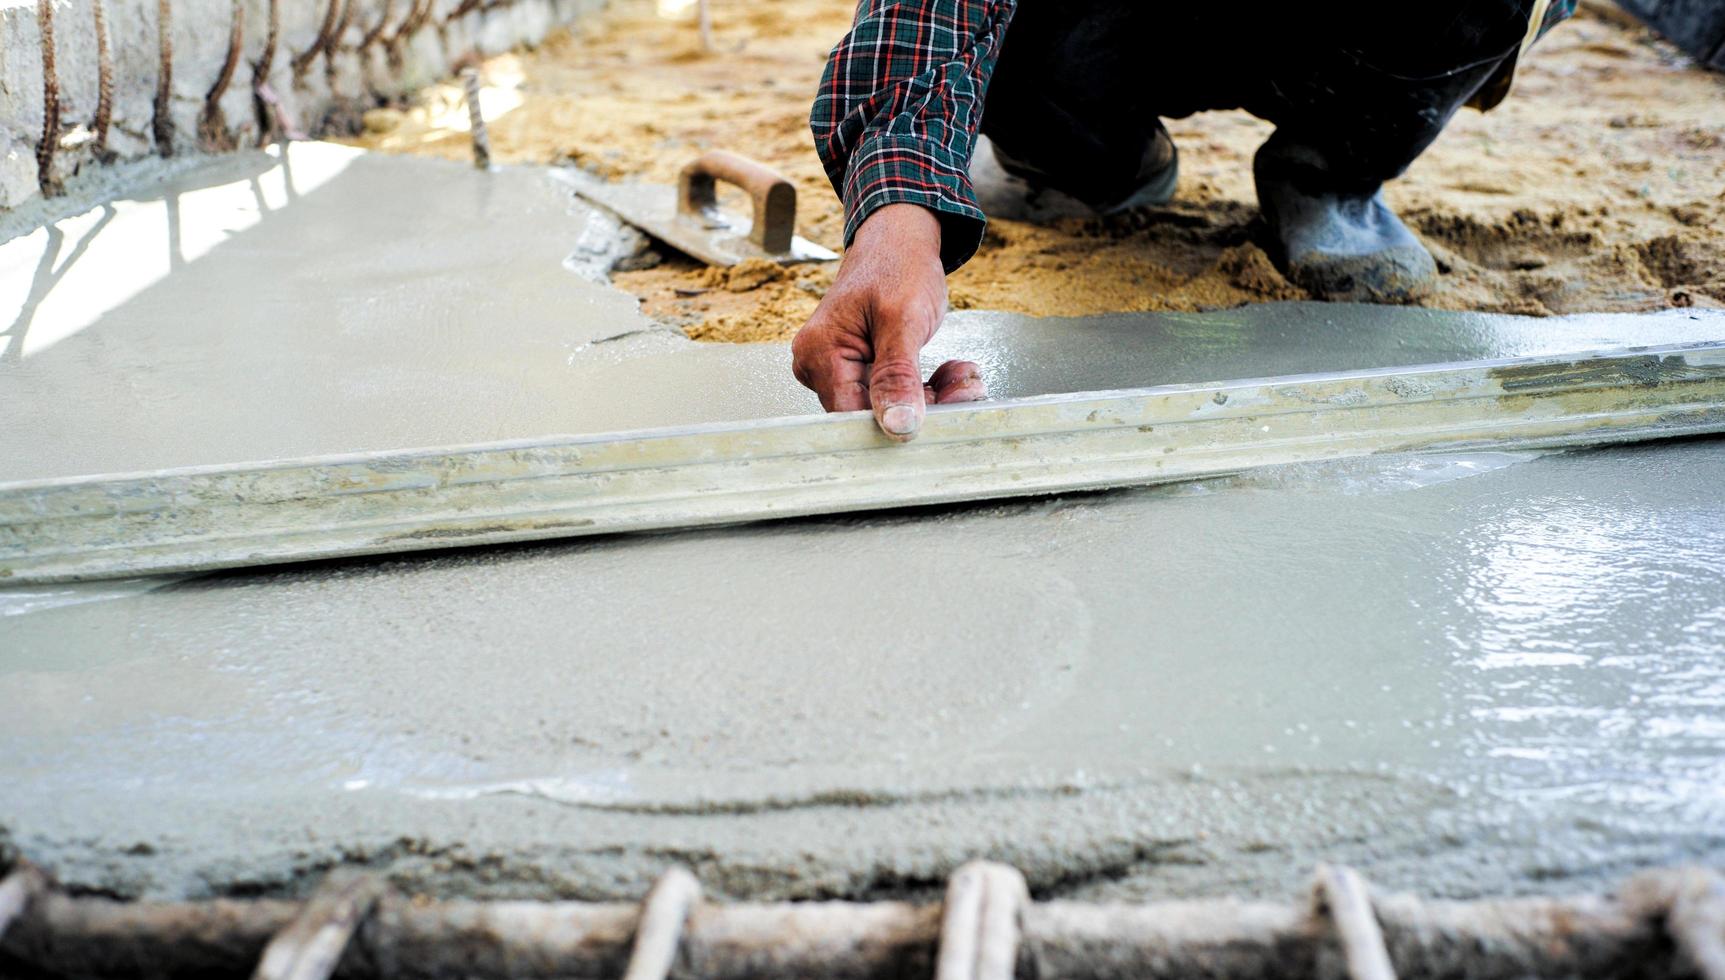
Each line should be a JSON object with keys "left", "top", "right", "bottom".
{"left": 345, "top": 0, "right": 1725, "bottom": 342}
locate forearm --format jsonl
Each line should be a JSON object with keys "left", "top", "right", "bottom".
{"left": 809, "top": 0, "right": 1015, "bottom": 273}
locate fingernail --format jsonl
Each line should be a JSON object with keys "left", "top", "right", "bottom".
{"left": 880, "top": 404, "right": 919, "bottom": 435}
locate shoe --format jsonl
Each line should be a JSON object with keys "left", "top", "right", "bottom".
{"left": 1253, "top": 136, "right": 1436, "bottom": 303}
{"left": 1104, "top": 135, "right": 1179, "bottom": 214}
{"left": 991, "top": 124, "right": 1179, "bottom": 213}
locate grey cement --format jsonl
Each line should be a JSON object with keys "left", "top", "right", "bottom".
{"left": 4, "top": 441, "right": 1724, "bottom": 904}
{"left": 0, "top": 142, "right": 805, "bottom": 481}
{"left": 3, "top": 146, "right": 1725, "bottom": 905}
{"left": 4, "top": 142, "right": 1725, "bottom": 483}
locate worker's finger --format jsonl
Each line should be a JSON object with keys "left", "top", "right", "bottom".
{"left": 866, "top": 326, "right": 928, "bottom": 442}
{"left": 811, "top": 346, "right": 871, "bottom": 413}
{"left": 791, "top": 321, "right": 870, "bottom": 413}
{"left": 809, "top": 357, "right": 869, "bottom": 413}
{"left": 829, "top": 377, "right": 869, "bottom": 413}
{"left": 928, "top": 359, "right": 986, "bottom": 404}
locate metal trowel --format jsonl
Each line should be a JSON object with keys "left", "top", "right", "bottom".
{"left": 558, "top": 150, "right": 838, "bottom": 267}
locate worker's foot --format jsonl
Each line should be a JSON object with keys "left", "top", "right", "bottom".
{"left": 1106, "top": 137, "right": 1179, "bottom": 214}
{"left": 991, "top": 124, "right": 1178, "bottom": 214}
{"left": 1253, "top": 138, "right": 1436, "bottom": 304}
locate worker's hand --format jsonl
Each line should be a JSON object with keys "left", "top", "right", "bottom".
{"left": 791, "top": 204, "right": 986, "bottom": 441}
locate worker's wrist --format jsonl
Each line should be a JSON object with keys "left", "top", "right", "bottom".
{"left": 853, "top": 204, "right": 942, "bottom": 260}
{"left": 839, "top": 134, "right": 987, "bottom": 273}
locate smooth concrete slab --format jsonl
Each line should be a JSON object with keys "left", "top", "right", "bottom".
{"left": 3, "top": 143, "right": 1725, "bottom": 482}
{"left": 3, "top": 440, "right": 1724, "bottom": 903}
{"left": 0, "top": 143, "right": 809, "bottom": 482}
{"left": 926, "top": 304, "right": 1725, "bottom": 398}
{"left": 2, "top": 146, "right": 1725, "bottom": 906}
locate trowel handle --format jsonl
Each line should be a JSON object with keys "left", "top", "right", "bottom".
{"left": 678, "top": 151, "right": 796, "bottom": 255}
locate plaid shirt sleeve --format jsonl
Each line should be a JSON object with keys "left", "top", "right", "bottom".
{"left": 810, "top": 0, "right": 1016, "bottom": 273}
{"left": 1537, "top": 0, "right": 1578, "bottom": 39}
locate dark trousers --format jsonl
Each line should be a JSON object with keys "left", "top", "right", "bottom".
{"left": 980, "top": 1, "right": 1536, "bottom": 207}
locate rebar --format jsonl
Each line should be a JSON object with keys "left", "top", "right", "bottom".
{"left": 252, "top": 0, "right": 281, "bottom": 145}
{"left": 35, "top": 0, "right": 62, "bottom": 196}
{"left": 293, "top": 0, "right": 345, "bottom": 78}
{"left": 200, "top": 0, "right": 245, "bottom": 150}
{"left": 20, "top": 0, "right": 530, "bottom": 181}
{"left": 445, "top": 0, "right": 483, "bottom": 24}
{"left": 461, "top": 66, "right": 490, "bottom": 169}
{"left": 325, "top": 0, "right": 358, "bottom": 88}
{"left": 153, "top": 0, "right": 175, "bottom": 154}
{"left": 91, "top": 0, "right": 115, "bottom": 160}
{"left": 254, "top": 81, "right": 305, "bottom": 141}
{"left": 360, "top": 0, "right": 396, "bottom": 51}
{"left": 392, "top": 0, "right": 436, "bottom": 47}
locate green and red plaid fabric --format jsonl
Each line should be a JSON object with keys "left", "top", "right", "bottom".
{"left": 811, "top": 0, "right": 1575, "bottom": 274}
{"left": 810, "top": 0, "right": 1014, "bottom": 272}
{"left": 1540, "top": 0, "right": 1580, "bottom": 36}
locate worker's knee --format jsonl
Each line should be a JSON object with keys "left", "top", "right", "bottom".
{"left": 1244, "top": 1, "right": 1537, "bottom": 186}
{"left": 978, "top": 0, "right": 1171, "bottom": 208}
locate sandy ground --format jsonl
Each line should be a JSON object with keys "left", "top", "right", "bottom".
{"left": 344, "top": 0, "right": 1725, "bottom": 342}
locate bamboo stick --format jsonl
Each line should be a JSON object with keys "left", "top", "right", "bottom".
{"left": 252, "top": 873, "right": 384, "bottom": 980}
{"left": 1313, "top": 865, "right": 1395, "bottom": 980}
{"left": 0, "top": 869, "right": 1697, "bottom": 979}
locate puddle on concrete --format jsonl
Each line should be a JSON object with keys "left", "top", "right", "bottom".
{"left": 0, "top": 577, "right": 185, "bottom": 618}
{"left": 2, "top": 146, "right": 1724, "bottom": 904}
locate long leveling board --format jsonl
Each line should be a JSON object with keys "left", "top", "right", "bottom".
{"left": 3, "top": 340, "right": 1724, "bottom": 584}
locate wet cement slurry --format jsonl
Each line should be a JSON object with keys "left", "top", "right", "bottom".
{"left": 5, "top": 441, "right": 1724, "bottom": 903}
{"left": 2, "top": 148, "right": 1725, "bottom": 903}
{"left": 4, "top": 141, "right": 1725, "bottom": 482}
{"left": 0, "top": 142, "right": 808, "bottom": 482}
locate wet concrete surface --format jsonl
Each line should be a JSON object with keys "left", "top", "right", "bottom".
{"left": 2, "top": 147, "right": 1724, "bottom": 903}
{"left": 5, "top": 440, "right": 1724, "bottom": 903}
{"left": 0, "top": 142, "right": 805, "bottom": 482}
{"left": 4, "top": 141, "right": 1725, "bottom": 481}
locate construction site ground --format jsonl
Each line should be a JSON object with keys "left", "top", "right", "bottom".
{"left": 3, "top": 145, "right": 1725, "bottom": 905}
{"left": 4, "top": 0, "right": 1725, "bottom": 921}
{"left": 343, "top": 0, "right": 1725, "bottom": 341}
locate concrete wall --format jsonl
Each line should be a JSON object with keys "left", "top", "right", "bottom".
{"left": 0, "top": 0, "right": 601, "bottom": 211}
